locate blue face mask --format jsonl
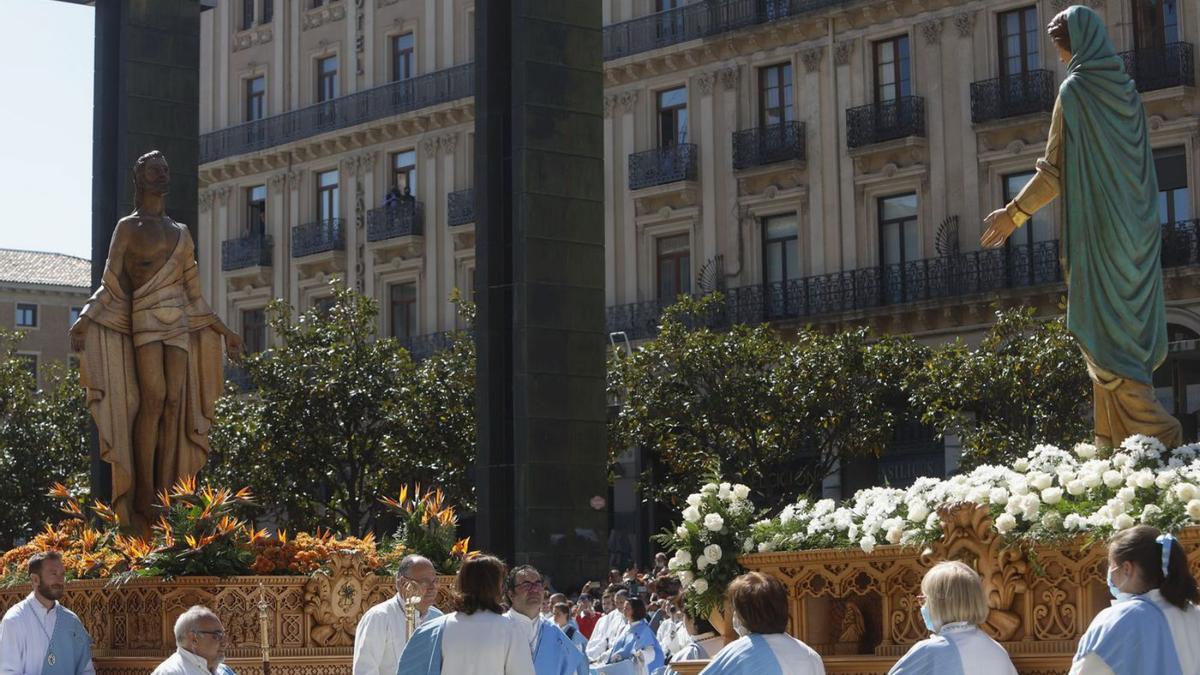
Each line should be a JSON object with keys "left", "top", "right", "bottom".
{"left": 1107, "top": 566, "right": 1133, "bottom": 601}
{"left": 920, "top": 603, "right": 936, "bottom": 632}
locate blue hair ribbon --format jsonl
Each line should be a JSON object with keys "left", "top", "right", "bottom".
{"left": 1156, "top": 533, "right": 1178, "bottom": 578}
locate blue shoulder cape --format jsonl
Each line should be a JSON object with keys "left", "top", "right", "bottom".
{"left": 396, "top": 614, "right": 449, "bottom": 675}
{"left": 608, "top": 620, "right": 664, "bottom": 672}
{"left": 698, "top": 635, "right": 782, "bottom": 675}
{"left": 534, "top": 618, "right": 589, "bottom": 675}
{"left": 1073, "top": 595, "right": 1183, "bottom": 675}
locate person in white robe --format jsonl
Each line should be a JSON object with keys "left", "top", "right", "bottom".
{"left": 503, "top": 566, "right": 588, "bottom": 675}
{"left": 586, "top": 586, "right": 630, "bottom": 664}
{"left": 396, "top": 555, "right": 535, "bottom": 675}
{"left": 552, "top": 603, "right": 588, "bottom": 654}
{"left": 1070, "top": 525, "right": 1200, "bottom": 675}
{"left": 354, "top": 555, "right": 443, "bottom": 675}
{"left": 700, "top": 572, "right": 823, "bottom": 675}
{"left": 887, "top": 561, "right": 1016, "bottom": 675}
{"left": 0, "top": 552, "right": 95, "bottom": 675}
{"left": 150, "top": 606, "right": 236, "bottom": 675}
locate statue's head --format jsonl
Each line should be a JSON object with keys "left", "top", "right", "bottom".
{"left": 1049, "top": 5, "right": 1113, "bottom": 68}
{"left": 133, "top": 150, "right": 170, "bottom": 204}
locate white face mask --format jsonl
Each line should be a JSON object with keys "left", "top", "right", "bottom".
{"left": 732, "top": 613, "right": 750, "bottom": 637}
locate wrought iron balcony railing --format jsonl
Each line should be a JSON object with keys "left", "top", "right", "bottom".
{"left": 1120, "top": 42, "right": 1195, "bottom": 92}
{"left": 732, "top": 121, "right": 805, "bottom": 170}
{"left": 628, "top": 144, "right": 698, "bottom": 190}
{"left": 367, "top": 201, "right": 424, "bottom": 242}
{"left": 448, "top": 189, "right": 475, "bottom": 226}
{"left": 221, "top": 234, "right": 272, "bottom": 271}
{"left": 200, "top": 64, "right": 474, "bottom": 163}
{"left": 291, "top": 219, "right": 345, "bottom": 258}
{"left": 969, "top": 69, "right": 1055, "bottom": 124}
{"left": 606, "top": 220, "right": 1200, "bottom": 340}
{"left": 846, "top": 96, "right": 926, "bottom": 149}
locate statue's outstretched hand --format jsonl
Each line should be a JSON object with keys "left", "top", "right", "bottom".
{"left": 69, "top": 316, "right": 89, "bottom": 353}
{"left": 224, "top": 330, "right": 244, "bottom": 360}
{"left": 981, "top": 208, "right": 1018, "bottom": 249}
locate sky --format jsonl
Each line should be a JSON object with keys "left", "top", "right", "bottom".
{"left": 0, "top": 0, "right": 94, "bottom": 260}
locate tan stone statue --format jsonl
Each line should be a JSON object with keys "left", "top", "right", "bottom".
{"left": 70, "top": 150, "right": 242, "bottom": 531}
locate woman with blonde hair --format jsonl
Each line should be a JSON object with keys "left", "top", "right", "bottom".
{"left": 888, "top": 561, "right": 1016, "bottom": 675}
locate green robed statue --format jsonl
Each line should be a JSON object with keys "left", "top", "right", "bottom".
{"left": 981, "top": 5, "right": 1181, "bottom": 448}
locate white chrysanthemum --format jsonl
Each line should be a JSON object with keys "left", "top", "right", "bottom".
{"left": 686, "top": 493, "right": 703, "bottom": 508}
{"left": 1176, "top": 483, "right": 1198, "bottom": 502}
{"left": 1140, "top": 504, "right": 1163, "bottom": 523}
{"left": 757, "top": 541, "right": 775, "bottom": 553}
{"left": 1041, "top": 511, "right": 1063, "bottom": 531}
{"left": 886, "top": 525, "right": 904, "bottom": 545}
{"left": 733, "top": 484, "right": 751, "bottom": 501}
{"left": 1158, "top": 470, "right": 1180, "bottom": 490}
{"left": 1082, "top": 471, "right": 1103, "bottom": 489}
{"left": 925, "top": 512, "right": 941, "bottom": 529}
{"left": 682, "top": 506, "right": 701, "bottom": 523}
{"left": 1134, "top": 471, "right": 1156, "bottom": 489}
{"left": 906, "top": 501, "right": 930, "bottom": 523}
{"left": 1103, "top": 470, "right": 1124, "bottom": 489}
{"left": 988, "top": 487, "right": 1009, "bottom": 506}
{"left": 995, "top": 513, "right": 1017, "bottom": 534}
{"left": 704, "top": 544, "right": 723, "bottom": 564}
{"left": 1029, "top": 472, "right": 1053, "bottom": 491}
{"left": 703, "top": 513, "right": 724, "bottom": 532}
{"left": 692, "top": 578, "right": 709, "bottom": 593}
{"left": 1117, "top": 487, "right": 1137, "bottom": 504}
{"left": 1063, "top": 513, "right": 1085, "bottom": 530}
{"left": 1041, "top": 487, "right": 1063, "bottom": 505}
{"left": 860, "top": 534, "right": 877, "bottom": 554}
{"left": 779, "top": 504, "right": 797, "bottom": 526}
{"left": 1188, "top": 499, "right": 1200, "bottom": 522}
{"left": 1113, "top": 513, "right": 1135, "bottom": 530}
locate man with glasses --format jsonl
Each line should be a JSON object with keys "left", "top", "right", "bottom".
{"left": 151, "top": 605, "right": 235, "bottom": 675}
{"left": 504, "top": 565, "right": 588, "bottom": 675}
{"left": 353, "top": 554, "right": 442, "bottom": 675}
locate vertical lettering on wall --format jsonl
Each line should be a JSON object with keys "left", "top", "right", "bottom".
{"left": 355, "top": 0, "right": 365, "bottom": 77}
{"left": 355, "top": 180, "right": 365, "bottom": 292}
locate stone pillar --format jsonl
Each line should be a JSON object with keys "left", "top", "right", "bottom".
{"left": 620, "top": 92, "right": 639, "bottom": 302}
{"left": 475, "top": 0, "right": 608, "bottom": 587}
{"left": 91, "top": 0, "right": 202, "bottom": 503}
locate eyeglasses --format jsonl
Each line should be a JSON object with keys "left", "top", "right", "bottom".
{"left": 514, "top": 579, "right": 544, "bottom": 592}
{"left": 194, "top": 630, "right": 226, "bottom": 641}
{"left": 402, "top": 576, "right": 438, "bottom": 588}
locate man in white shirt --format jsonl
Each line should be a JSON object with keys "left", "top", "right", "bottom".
{"left": 150, "top": 606, "right": 235, "bottom": 675}
{"left": 504, "top": 565, "right": 588, "bottom": 675}
{"left": 586, "top": 586, "right": 629, "bottom": 664}
{"left": 0, "top": 551, "right": 95, "bottom": 675}
{"left": 353, "top": 554, "right": 442, "bottom": 675}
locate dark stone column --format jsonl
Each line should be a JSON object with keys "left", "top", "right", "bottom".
{"left": 89, "top": 0, "right": 201, "bottom": 503}
{"left": 475, "top": 1, "right": 609, "bottom": 588}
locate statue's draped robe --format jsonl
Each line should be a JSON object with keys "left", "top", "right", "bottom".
{"left": 1007, "top": 6, "right": 1180, "bottom": 447}
{"left": 79, "top": 221, "right": 224, "bottom": 525}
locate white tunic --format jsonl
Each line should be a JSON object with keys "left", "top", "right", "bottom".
{"left": 759, "top": 634, "right": 825, "bottom": 675}
{"left": 586, "top": 610, "right": 627, "bottom": 663}
{"left": 0, "top": 594, "right": 95, "bottom": 675}
{"left": 352, "top": 597, "right": 438, "bottom": 675}
{"left": 503, "top": 610, "right": 542, "bottom": 655}
{"left": 1069, "top": 590, "right": 1200, "bottom": 675}
{"left": 940, "top": 623, "right": 1016, "bottom": 675}
{"left": 438, "top": 610, "right": 536, "bottom": 675}
{"left": 149, "top": 648, "right": 230, "bottom": 675}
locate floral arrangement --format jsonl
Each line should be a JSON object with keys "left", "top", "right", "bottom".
{"left": 380, "top": 484, "right": 475, "bottom": 575}
{"left": 656, "top": 480, "right": 759, "bottom": 618}
{"left": 249, "top": 530, "right": 386, "bottom": 575}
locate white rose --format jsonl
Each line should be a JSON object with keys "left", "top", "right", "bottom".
{"left": 743, "top": 538, "right": 755, "bottom": 553}
{"left": 682, "top": 506, "right": 701, "bottom": 523}
{"left": 1041, "top": 487, "right": 1063, "bottom": 505}
{"left": 1157, "top": 471, "right": 1179, "bottom": 490}
{"left": 674, "top": 549, "right": 692, "bottom": 565}
{"left": 846, "top": 524, "right": 859, "bottom": 542}
{"left": 1141, "top": 504, "right": 1163, "bottom": 523}
{"left": 1083, "top": 472, "right": 1103, "bottom": 489}
{"left": 692, "top": 578, "right": 709, "bottom": 594}
{"left": 718, "top": 483, "right": 733, "bottom": 501}
{"left": 1063, "top": 513, "right": 1084, "bottom": 530}
{"left": 1135, "top": 471, "right": 1155, "bottom": 489}
{"left": 860, "top": 535, "right": 877, "bottom": 554}
{"left": 1187, "top": 499, "right": 1200, "bottom": 522}
{"left": 733, "top": 484, "right": 751, "bottom": 501}
{"left": 886, "top": 525, "right": 904, "bottom": 545}
{"left": 1074, "top": 442, "right": 1097, "bottom": 459}
{"left": 1103, "top": 470, "right": 1124, "bottom": 489}
{"left": 703, "top": 513, "right": 725, "bottom": 532}
{"left": 1176, "top": 484, "right": 1198, "bottom": 502}
{"left": 701, "top": 483, "right": 718, "bottom": 495}
{"left": 695, "top": 556, "right": 710, "bottom": 571}
{"left": 1029, "top": 472, "right": 1053, "bottom": 491}
{"left": 1013, "top": 458, "right": 1030, "bottom": 473}
{"left": 1113, "top": 513, "right": 1135, "bottom": 530}
{"left": 995, "top": 513, "right": 1017, "bottom": 534}
{"left": 987, "top": 487, "right": 1009, "bottom": 506}
{"left": 686, "top": 493, "right": 703, "bottom": 508}
{"left": 1117, "top": 487, "right": 1136, "bottom": 504}
{"left": 906, "top": 502, "right": 930, "bottom": 523}
{"left": 704, "top": 544, "right": 723, "bottom": 564}
{"left": 1066, "top": 479, "right": 1086, "bottom": 496}
{"left": 757, "top": 541, "right": 775, "bottom": 553}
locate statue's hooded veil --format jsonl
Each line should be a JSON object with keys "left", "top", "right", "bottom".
{"left": 1057, "top": 4, "right": 1165, "bottom": 384}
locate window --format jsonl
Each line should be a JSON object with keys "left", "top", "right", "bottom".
{"left": 1155, "top": 146, "right": 1190, "bottom": 225}
{"left": 762, "top": 214, "right": 801, "bottom": 286}
{"left": 247, "top": 185, "right": 267, "bottom": 237}
{"left": 656, "top": 0, "right": 684, "bottom": 40}
{"left": 657, "top": 87, "right": 688, "bottom": 146}
{"left": 310, "top": 0, "right": 325, "bottom": 8}
{"left": 758, "top": 63, "right": 794, "bottom": 126}
{"left": 316, "top": 55, "right": 338, "bottom": 103}
{"left": 241, "top": 0, "right": 254, "bottom": 30}
{"left": 879, "top": 194, "right": 919, "bottom": 268}
{"left": 998, "top": 7, "right": 1040, "bottom": 77}
{"left": 873, "top": 35, "right": 911, "bottom": 103}
{"left": 392, "top": 33, "right": 415, "bottom": 82}
{"left": 15, "top": 303, "right": 37, "bottom": 328}
{"left": 655, "top": 234, "right": 691, "bottom": 303}
{"left": 391, "top": 150, "right": 417, "bottom": 197}
{"left": 262, "top": 0, "right": 273, "bottom": 24}
{"left": 389, "top": 283, "right": 418, "bottom": 339}
{"left": 1133, "top": 0, "right": 1180, "bottom": 48}
{"left": 317, "top": 170, "right": 339, "bottom": 222}
{"left": 69, "top": 307, "right": 81, "bottom": 325}
{"left": 245, "top": 76, "right": 265, "bottom": 122}
{"left": 242, "top": 308, "right": 267, "bottom": 354}
{"left": 1003, "top": 173, "right": 1055, "bottom": 245}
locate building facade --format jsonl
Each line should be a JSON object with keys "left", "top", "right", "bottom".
{"left": 0, "top": 249, "right": 90, "bottom": 388}
{"left": 197, "top": 0, "right": 1200, "bottom": 496}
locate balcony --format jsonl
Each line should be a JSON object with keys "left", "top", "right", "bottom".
{"left": 969, "top": 70, "right": 1055, "bottom": 125}
{"left": 447, "top": 189, "right": 475, "bottom": 227}
{"left": 221, "top": 234, "right": 272, "bottom": 271}
{"left": 291, "top": 219, "right": 345, "bottom": 258}
{"left": 200, "top": 63, "right": 474, "bottom": 163}
{"left": 1120, "top": 42, "right": 1195, "bottom": 93}
{"left": 606, "top": 220, "right": 1200, "bottom": 339}
{"left": 601, "top": 0, "right": 847, "bottom": 60}
{"left": 367, "top": 201, "right": 424, "bottom": 242}
{"left": 732, "top": 121, "right": 805, "bottom": 171}
{"left": 628, "top": 144, "right": 698, "bottom": 190}
{"left": 846, "top": 96, "right": 926, "bottom": 150}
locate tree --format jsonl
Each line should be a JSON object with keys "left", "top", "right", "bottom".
{"left": 0, "top": 329, "right": 89, "bottom": 549}
{"left": 209, "top": 284, "right": 476, "bottom": 535}
{"left": 908, "top": 307, "right": 1091, "bottom": 468}
{"left": 608, "top": 295, "right": 927, "bottom": 511}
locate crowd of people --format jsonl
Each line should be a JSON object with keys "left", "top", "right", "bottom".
{"left": 2, "top": 524, "right": 1199, "bottom": 674}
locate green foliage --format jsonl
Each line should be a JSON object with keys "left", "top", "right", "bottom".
{"left": 0, "top": 329, "right": 89, "bottom": 549}
{"left": 380, "top": 484, "right": 474, "bottom": 575}
{"left": 209, "top": 283, "right": 476, "bottom": 536}
{"left": 908, "top": 307, "right": 1091, "bottom": 468}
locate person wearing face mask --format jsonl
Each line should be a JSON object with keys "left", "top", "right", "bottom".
{"left": 700, "top": 572, "right": 823, "bottom": 675}
{"left": 603, "top": 597, "right": 664, "bottom": 675}
{"left": 887, "top": 561, "right": 1015, "bottom": 675}
{"left": 1070, "top": 525, "right": 1200, "bottom": 675}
